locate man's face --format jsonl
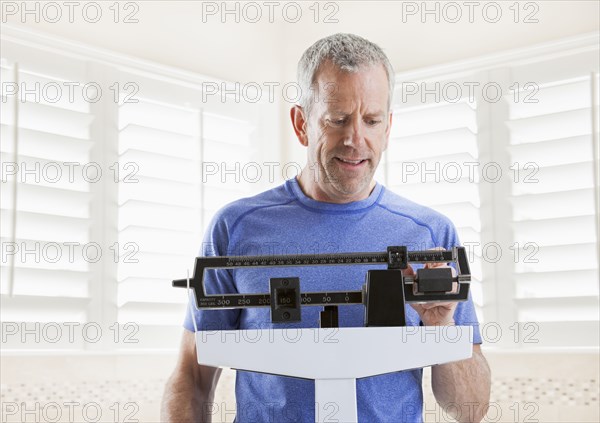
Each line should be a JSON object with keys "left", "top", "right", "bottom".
{"left": 301, "top": 61, "right": 392, "bottom": 203}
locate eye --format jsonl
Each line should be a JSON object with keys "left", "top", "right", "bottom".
{"left": 366, "top": 119, "right": 381, "bottom": 126}
{"left": 327, "top": 118, "right": 346, "bottom": 126}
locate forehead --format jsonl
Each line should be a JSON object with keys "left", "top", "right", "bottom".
{"left": 313, "top": 61, "right": 389, "bottom": 109}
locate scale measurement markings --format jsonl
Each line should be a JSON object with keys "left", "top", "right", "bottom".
{"left": 174, "top": 247, "right": 471, "bottom": 310}
{"left": 222, "top": 250, "right": 453, "bottom": 268}
{"left": 195, "top": 291, "right": 363, "bottom": 309}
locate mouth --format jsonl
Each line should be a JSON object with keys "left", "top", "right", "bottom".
{"left": 334, "top": 157, "right": 368, "bottom": 168}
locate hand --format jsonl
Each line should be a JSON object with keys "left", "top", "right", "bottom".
{"left": 405, "top": 248, "right": 458, "bottom": 326}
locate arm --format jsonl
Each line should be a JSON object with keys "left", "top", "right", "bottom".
{"left": 431, "top": 344, "right": 491, "bottom": 423}
{"left": 408, "top": 259, "right": 491, "bottom": 423}
{"left": 161, "top": 330, "right": 222, "bottom": 422}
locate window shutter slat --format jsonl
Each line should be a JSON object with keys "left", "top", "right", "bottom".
{"left": 1, "top": 52, "right": 94, "bottom": 330}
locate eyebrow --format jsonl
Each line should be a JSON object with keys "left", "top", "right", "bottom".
{"left": 366, "top": 111, "right": 386, "bottom": 117}
{"left": 326, "top": 109, "right": 349, "bottom": 115}
{"left": 326, "top": 109, "right": 386, "bottom": 116}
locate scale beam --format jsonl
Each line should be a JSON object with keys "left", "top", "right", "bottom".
{"left": 172, "top": 246, "right": 471, "bottom": 324}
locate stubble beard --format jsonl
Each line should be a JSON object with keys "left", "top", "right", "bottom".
{"left": 321, "top": 156, "right": 375, "bottom": 197}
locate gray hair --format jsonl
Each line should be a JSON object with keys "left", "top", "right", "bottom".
{"left": 297, "top": 33, "right": 395, "bottom": 116}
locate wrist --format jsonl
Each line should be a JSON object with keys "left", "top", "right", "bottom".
{"left": 423, "top": 318, "right": 455, "bottom": 326}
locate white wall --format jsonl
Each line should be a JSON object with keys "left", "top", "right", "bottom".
{"left": 5, "top": 1, "right": 599, "bottom": 164}
{"left": 5, "top": 1, "right": 598, "bottom": 79}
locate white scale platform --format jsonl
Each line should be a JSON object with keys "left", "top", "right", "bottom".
{"left": 196, "top": 326, "right": 473, "bottom": 423}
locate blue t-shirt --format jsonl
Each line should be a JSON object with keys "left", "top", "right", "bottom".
{"left": 184, "top": 178, "right": 481, "bottom": 423}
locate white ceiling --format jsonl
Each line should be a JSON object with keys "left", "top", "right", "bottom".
{"left": 4, "top": 1, "right": 599, "bottom": 84}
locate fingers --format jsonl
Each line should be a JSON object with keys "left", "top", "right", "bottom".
{"left": 402, "top": 263, "right": 415, "bottom": 276}
{"left": 424, "top": 247, "right": 449, "bottom": 269}
{"left": 417, "top": 301, "right": 454, "bottom": 310}
{"left": 424, "top": 262, "right": 447, "bottom": 269}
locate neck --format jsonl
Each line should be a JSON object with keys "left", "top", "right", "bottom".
{"left": 296, "top": 170, "right": 376, "bottom": 204}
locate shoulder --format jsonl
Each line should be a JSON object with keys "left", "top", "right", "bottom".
{"left": 212, "top": 182, "right": 294, "bottom": 227}
{"left": 203, "top": 183, "right": 295, "bottom": 248}
{"left": 377, "top": 186, "right": 459, "bottom": 247}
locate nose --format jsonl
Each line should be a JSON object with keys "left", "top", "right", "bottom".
{"left": 343, "top": 116, "right": 366, "bottom": 148}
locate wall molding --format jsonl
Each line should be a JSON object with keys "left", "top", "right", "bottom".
{"left": 395, "top": 32, "right": 600, "bottom": 82}
{"left": 1, "top": 24, "right": 230, "bottom": 90}
{"left": 3, "top": 24, "right": 599, "bottom": 88}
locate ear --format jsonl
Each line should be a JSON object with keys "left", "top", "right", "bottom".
{"left": 290, "top": 105, "right": 309, "bottom": 147}
{"left": 383, "top": 111, "right": 393, "bottom": 151}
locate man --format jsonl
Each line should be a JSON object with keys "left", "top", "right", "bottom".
{"left": 162, "top": 33, "right": 491, "bottom": 423}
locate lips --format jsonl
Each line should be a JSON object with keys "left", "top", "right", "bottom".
{"left": 335, "top": 157, "right": 367, "bottom": 166}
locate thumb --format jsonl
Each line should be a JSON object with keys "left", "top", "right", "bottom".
{"left": 402, "top": 263, "right": 415, "bottom": 277}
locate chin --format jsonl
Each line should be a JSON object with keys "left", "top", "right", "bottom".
{"left": 330, "top": 179, "right": 371, "bottom": 198}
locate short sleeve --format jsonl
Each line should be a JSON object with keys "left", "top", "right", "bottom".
{"left": 183, "top": 212, "right": 241, "bottom": 332}
{"left": 439, "top": 219, "right": 483, "bottom": 344}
